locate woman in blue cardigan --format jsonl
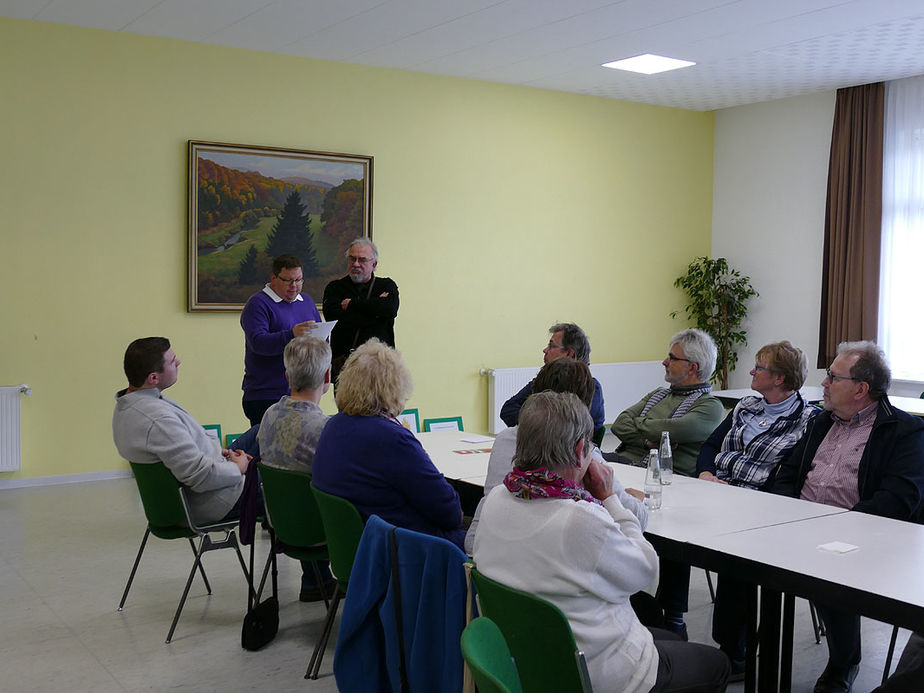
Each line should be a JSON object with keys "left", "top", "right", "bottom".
{"left": 312, "top": 339, "right": 466, "bottom": 550}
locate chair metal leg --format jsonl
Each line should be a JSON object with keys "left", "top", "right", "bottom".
{"left": 166, "top": 535, "right": 211, "bottom": 643}
{"left": 808, "top": 601, "right": 824, "bottom": 643}
{"left": 188, "top": 537, "right": 212, "bottom": 594}
{"left": 226, "top": 531, "right": 256, "bottom": 603}
{"left": 118, "top": 528, "right": 150, "bottom": 610}
{"left": 882, "top": 625, "right": 900, "bottom": 685}
{"left": 705, "top": 569, "right": 716, "bottom": 603}
{"left": 311, "top": 560, "right": 331, "bottom": 611}
{"left": 306, "top": 587, "right": 343, "bottom": 679}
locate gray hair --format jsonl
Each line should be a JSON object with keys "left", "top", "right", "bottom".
{"left": 549, "top": 323, "right": 591, "bottom": 364}
{"left": 514, "top": 391, "right": 593, "bottom": 474}
{"left": 345, "top": 237, "right": 378, "bottom": 262}
{"left": 283, "top": 336, "right": 332, "bottom": 392}
{"left": 670, "top": 328, "right": 717, "bottom": 382}
{"left": 838, "top": 340, "right": 891, "bottom": 399}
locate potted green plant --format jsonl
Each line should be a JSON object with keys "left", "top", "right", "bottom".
{"left": 670, "top": 257, "right": 758, "bottom": 389}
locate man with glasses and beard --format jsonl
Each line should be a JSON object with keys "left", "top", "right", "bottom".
{"left": 322, "top": 238, "right": 399, "bottom": 386}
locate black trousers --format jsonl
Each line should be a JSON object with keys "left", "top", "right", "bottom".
{"left": 815, "top": 602, "right": 862, "bottom": 671}
{"left": 873, "top": 631, "right": 924, "bottom": 693}
{"left": 242, "top": 397, "right": 277, "bottom": 427}
{"left": 650, "top": 627, "right": 731, "bottom": 693}
{"left": 711, "top": 573, "right": 748, "bottom": 661}
{"left": 657, "top": 558, "right": 691, "bottom": 614}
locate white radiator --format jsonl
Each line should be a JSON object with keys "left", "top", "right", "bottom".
{"left": 1, "top": 385, "right": 30, "bottom": 472}
{"left": 483, "top": 361, "right": 664, "bottom": 434}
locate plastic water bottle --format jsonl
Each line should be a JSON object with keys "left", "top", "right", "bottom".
{"left": 659, "top": 431, "right": 674, "bottom": 486}
{"left": 644, "top": 449, "right": 662, "bottom": 510}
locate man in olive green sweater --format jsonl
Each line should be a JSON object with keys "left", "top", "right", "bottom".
{"left": 608, "top": 328, "right": 725, "bottom": 639}
{"left": 609, "top": 328, "right": 724, "bottom": 477}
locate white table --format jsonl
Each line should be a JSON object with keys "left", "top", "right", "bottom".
{"left": 887, "top": 395, "right": 924, "bottom": 417}
{"left": 707, "top": 510, "right": 924, "bottom": 621}
{"left": 609, "top": 464, "right": 846, "bottom": 541}
{"left": 619, "top": 470, "right": 924, "bottom": 692}
{"left": 416, "top": 430, "right": 492, "bottom": 484}
{"left": 429, "top": 441, "right": 924, "bottom": 692}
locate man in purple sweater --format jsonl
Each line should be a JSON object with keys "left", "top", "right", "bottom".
{"left": 240, "top": 254, "right": 321, "bottom": 426}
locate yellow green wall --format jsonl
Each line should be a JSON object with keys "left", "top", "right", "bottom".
{"left": 0, "top": 17, "right": 714, "bottom": 480}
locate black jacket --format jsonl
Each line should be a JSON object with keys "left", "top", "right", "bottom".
{"left": 768, "top": 397, "right": 924, "bottom": 521}
{"left": 322, "top": 274, "right": 399, "bottom": 358}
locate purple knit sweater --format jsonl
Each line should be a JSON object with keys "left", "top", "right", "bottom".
{"left": 240, "top": 289, "right": 320, "bottom": 401}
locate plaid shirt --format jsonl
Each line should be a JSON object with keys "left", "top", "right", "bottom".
{"left": 712, "top": 394, "right": 819, "bottom": 489}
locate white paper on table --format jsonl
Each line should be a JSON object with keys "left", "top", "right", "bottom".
{"left": 460, "top": 435, "right": 493, "bottom": 444}
{"left": 305, "top": 320, "right": 337, "bottom": 341}
{"left": 817, "top": 541, "right": 859, "bottom": 554}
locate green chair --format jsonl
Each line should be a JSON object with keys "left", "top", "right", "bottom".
{"left": 310, "top": 484, "right": 366, "bottom": 680}
{"left": 255, "top": 464, "right": 331, "bottom": 675}
{"left": 119, "top": 461, "right": 251, "bottom": 643}
{"left": 461, "top": 617, "right": 523, "bottom": 693}
{"left": 471, "top": 566, "right": 593, "bottom": 692}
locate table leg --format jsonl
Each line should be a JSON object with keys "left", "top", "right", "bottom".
{"left": 759, "top": 588, "right": 782, "bottom": 693}
{"left": 781, "top": 594, "right": 795, "bottom": 693}
{"left": 745, "top": 582, "right": 758, "bottom": 693}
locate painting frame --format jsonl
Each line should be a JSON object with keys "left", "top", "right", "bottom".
{"left": 397, "top": 408, "right": 421, "bottom": 433}
{"left": 423, "top": 416, "right": 464, "bottom": 432}
{"left": 188, "top": 140, "right": 373, "bottom": 312}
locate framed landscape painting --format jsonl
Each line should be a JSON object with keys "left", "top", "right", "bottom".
{"left": 188, "top": 140, "right": 373, "bottom": 311}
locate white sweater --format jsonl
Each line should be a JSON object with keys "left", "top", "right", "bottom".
{"left": 464, "top": 426, "right": 648, "bottom": 555}
{"left": 473, "top": 487, "right": 660, "bottom": 693}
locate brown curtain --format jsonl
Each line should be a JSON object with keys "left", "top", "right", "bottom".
{"left": 817, "top": 83, "right": 884, "bottom": 367}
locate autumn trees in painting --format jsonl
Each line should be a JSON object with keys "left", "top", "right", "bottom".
{"left": 189, "top": 143, "right": 372, "bottom": 310}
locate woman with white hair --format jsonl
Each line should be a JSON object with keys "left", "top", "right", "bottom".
{"left": 475, "top": 391, "right": 730, "bottom": 693}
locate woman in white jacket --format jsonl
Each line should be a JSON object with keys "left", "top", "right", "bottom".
{"left": 473, "top": 391, "right": 729, "bottom": 693}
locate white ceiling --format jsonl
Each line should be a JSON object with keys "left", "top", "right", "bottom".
{"left": 4, "top": 0, "right": 924, "bottom": 111}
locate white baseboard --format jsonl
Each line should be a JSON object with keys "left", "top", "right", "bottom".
{"left": 0, "top": 469, "right": 133, "bottom": 490}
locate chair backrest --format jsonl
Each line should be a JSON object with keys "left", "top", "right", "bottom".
{"left": 471, "top": 566, "right": 593, "bottom": 692}
{"left": 311, "top": 484, "right": 365, "bottom": 588}
{"left": 129, "top": 461, "right": 191, "bottom": 535}
{"left": 461, "top": 617, "right": 523, "bottom": 693}
{"left": 257, "top": 463, "right": 326, "bottom": 548}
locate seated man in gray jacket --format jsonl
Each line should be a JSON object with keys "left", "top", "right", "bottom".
{"left": 113, "top": 337, "right": 249, "bottom": 525}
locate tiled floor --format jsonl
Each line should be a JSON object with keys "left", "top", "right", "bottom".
{"left": 0, "top": 477, "right": 909, "bottom": 691}
{"left": 1, "top": 478, "right": 339, "bottom": 692}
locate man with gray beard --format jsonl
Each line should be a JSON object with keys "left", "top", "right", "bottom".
{"left": 322, "top": 237, "right": 399, "bottom": 385}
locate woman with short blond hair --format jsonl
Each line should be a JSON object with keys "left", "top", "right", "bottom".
{"left": 312, "top": 339, "right": 465, "bottom": 549}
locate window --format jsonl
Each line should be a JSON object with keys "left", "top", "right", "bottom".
{"left": 878, "top": 75, "right": 924, "bottom": 381}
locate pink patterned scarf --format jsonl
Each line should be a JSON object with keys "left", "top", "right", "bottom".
{"left": 503, "top": 467, "right": 603, "bottom": 506}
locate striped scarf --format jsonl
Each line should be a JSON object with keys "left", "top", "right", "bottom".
{"left": 639, "top": 383, "right": 712, "bottom": 418}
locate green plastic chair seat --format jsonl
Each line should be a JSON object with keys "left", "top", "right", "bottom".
{"left": 311, "top": 484, "right": 365, "bottom": 591}
{"left": 256, "top": 462, "right": 329, "bottom": 564}
{"left": 471, "top": 565, "right": 593, "bottom": 692}
{"left": 461, "top": 616, "right": 523, "bottom": 693}
{"left": 305, "top": 484, "right": 366, "bottom": 680}
{"left": 119, "top": 461, "right": 251, "bottom": 643}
